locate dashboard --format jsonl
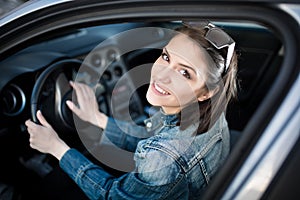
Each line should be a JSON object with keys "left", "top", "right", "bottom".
{"left": 0, "top": 23, "right": 169, "bottom": 131}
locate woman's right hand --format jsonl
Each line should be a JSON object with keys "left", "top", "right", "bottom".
{"left": 66, "top": 81, "right": 108, "bottom": 129}
{"left": 25, "top": 110, "right": 70, "bottom": 160}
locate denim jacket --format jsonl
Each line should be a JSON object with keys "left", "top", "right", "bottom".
{"left": 60, "top": 110, "right": 230, "bottom": 200}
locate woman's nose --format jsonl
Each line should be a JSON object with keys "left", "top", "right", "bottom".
{"left": 155, "top": 65, "right": 172, "bottom": 84}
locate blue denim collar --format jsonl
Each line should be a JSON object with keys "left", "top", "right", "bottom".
{"left": 159, "top": 109, "right": 179, "bottom": 126}
{"left": 144, "top": 108, "right": 179, "bottom": 132}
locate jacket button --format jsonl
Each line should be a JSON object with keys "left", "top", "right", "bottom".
{"left": 146, "top": 122, "right": 152, "bottom": 128}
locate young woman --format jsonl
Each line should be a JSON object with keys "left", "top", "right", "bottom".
{"left": 25, "top": 22, "right": 238, "bottom": 200}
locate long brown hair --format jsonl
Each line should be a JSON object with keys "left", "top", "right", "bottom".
{"left": 175, "top": 24, "right": 239, "bottom": 134}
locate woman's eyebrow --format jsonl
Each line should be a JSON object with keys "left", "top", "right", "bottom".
{"left": 164, "top": 47, "right": 170, "bottom": 57}
{"left": 164, "top": 47, "right": 197, "bottom": 75}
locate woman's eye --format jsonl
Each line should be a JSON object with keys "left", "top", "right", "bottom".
{"left": 161, "top": 53, "right": 169, "bottom": 61}
{"left": 179, "top": 69, "right": 191, "bottom": 79}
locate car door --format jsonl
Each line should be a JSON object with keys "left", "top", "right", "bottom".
{"left": 0, "top": 1, "right": 299, "bottom": 199}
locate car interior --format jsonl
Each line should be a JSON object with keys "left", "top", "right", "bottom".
{"left": 0, "top": 20, "right": 283, "bottom": 199}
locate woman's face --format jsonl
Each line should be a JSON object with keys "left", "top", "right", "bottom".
{"left": 146, "top": 34, "right": 212, "bottom": 114}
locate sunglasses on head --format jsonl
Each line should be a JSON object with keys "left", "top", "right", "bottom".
{"left": 182, "top": 21, "right": 235, "bottom": 74}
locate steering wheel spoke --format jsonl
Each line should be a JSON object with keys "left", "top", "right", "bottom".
{"left": 54, "top": 72, "right": 72, "bottom": 123}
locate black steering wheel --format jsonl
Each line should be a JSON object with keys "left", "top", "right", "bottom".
{"left": 30, "top": 59, "right": 108, "bottom": 134}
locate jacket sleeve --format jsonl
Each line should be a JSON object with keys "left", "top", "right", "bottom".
{"left": 102, "top": 117, "right": 152, "bottom": 152}
{"left": 60, "top": 148, "right": 188, "bottom": 200}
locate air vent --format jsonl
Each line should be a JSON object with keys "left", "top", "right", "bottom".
{"left": 1, "top": 84, "right": 26, "bottom": 116}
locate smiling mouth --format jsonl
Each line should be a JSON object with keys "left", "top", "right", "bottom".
{"left": 153, "top": 82, "right": 170, "bottom": 95}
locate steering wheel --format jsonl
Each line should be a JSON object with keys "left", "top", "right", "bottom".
{"left": 30, "top": 59, "right": 108, "bottom": 134}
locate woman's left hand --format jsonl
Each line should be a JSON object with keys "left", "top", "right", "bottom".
{"left": 25, "top": 110, "right": 70, "bottom": 160}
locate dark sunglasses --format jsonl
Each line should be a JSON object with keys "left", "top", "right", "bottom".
{"left": 182, "top": 21, "right": 235, "bottom": 74}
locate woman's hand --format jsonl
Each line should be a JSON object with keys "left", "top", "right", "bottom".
{"left": 25, "top": 110, "right": 70, "bottom": 160}
{"left": 66, "top": 81, "right": 108, "bottom": 129}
